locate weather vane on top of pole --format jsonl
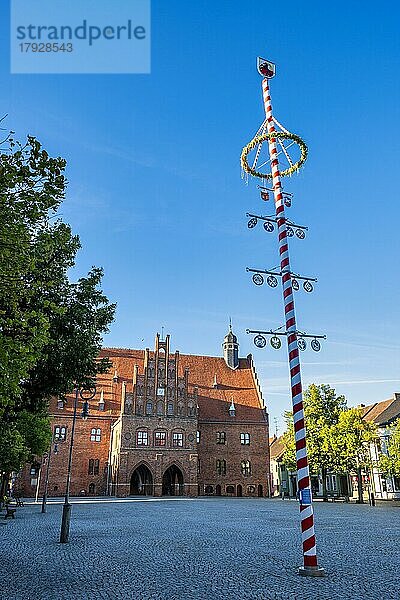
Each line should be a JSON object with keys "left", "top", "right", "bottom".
{"left": 241, "top": 56, "right": 326, "bottom": 577}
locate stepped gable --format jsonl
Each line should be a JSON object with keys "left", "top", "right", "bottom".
{"left": 99, "top": 347, "right": 265, "bottom": 423}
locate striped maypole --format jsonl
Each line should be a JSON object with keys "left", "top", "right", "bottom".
{"left": 261, "top": 76, "right": 325, "bottom": 576}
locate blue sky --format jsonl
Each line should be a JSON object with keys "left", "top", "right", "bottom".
{"left": 2, "top": 1, "right": 400, "bottom": 432}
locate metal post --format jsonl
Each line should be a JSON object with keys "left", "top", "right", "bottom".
{"left": 41, "top": 441, "right": 55, "bottom": 514}
{"left": 261, "top": 76, "right": 325, "bottom": 576}
{"left": 59, "top": 386, "right": 78, "bottom": 543}
{"left": 34, "top": 465, "right": 42, "bottom": 504}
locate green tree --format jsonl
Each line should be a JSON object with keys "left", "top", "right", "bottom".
{"left": 329, "top": 408, "right": 377, "bottom": 503}
{"left": 0, "top": 134, "right": 115, "bottom": 490}
{"left": 379, "top": 418, "right": 400, "bottom": 478}
{"left": 282, "top": 384, "right": 347, "bottom": 500}
{"left": 0, "top": 135, "right": 67, "bottom": 416}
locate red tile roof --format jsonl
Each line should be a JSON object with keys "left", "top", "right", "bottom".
{"left": 96, "top": 348, "right": 266, "bottom": 424}
{"left": 270, "top": 435, "right": 285, "bottom": 460}
{"left": 362, "top": 394, "right": 400, "bottom": 426}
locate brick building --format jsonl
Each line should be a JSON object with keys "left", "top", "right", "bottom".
{"left": 18, "top": 329, "right": 270, "bottom": 498}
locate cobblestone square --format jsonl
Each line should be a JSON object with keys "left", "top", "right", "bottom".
{"left": 1, "top": 498, "right": 399, "bottom": 600}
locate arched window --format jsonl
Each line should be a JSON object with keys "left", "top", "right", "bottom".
{"left": 54, "top": 425, "right": 67, "bottom": 442}
{"left": 167, "top": 402, "right": 174, "bottom": 416}
{"left": 240, "top": 432, "right": 250, "bottom": 445}
{"left": 88, "top": 459, "right": 100, "bottom": 475}
{"left": 136, "top": 401, "right": 143, "bottom": 415}
{"left": 216, "top": 432, "right": 226, "bottom": 444}
{"left": 177, "top": 403, "right": 184, "bottom": 416}
{"left": 216, "top": 460, "right": 226, "bottom": 475}
{"left": 90, "top": 428, "right": 101, "bottom": 442}
{"left": 137, "top": 430, "right": 149, "bottom": 446}
{"left": 187, "top": 403, "right": 195, "bottom": 416}
{"left": 146, "top": 401, "right": 153, "bottom": 415}
{"left": 154, "top": 431, "right": 167, "bottom": 447}
{"left": 241, "top": 460, "right": 251, "bottom": 476}
{"left": 172, "top": 432, "right": 183, "bottom": 447}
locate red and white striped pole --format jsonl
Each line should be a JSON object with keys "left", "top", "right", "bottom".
{"left": 261, "top": 76, "right": 325, "bottom": 577}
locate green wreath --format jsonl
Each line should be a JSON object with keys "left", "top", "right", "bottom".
{"left": 240, "top": 131, "right": 308, "bottom": 180}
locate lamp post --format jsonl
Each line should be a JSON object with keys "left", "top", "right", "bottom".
{"left": 41, "top": 439, "right": 58, "bottom": 514}
{"left": 59, "top": 384, "right": 96, "bottom": 544}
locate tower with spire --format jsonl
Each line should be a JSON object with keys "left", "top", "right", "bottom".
{"left": 223, "top": 322, "right": 239, "bottom": 370}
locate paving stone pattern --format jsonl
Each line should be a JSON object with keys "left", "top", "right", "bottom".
{"left": 1, "top": 498, "right": 399, "bottom": 600}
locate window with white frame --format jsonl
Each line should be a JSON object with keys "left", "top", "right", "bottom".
{"left": 154, "top": 431, "right": 167, "bottom": 447}
{"left": 241, "top": 460, "right": 251, "bottom": 476}
{"left": 137, "top": 430, "right": 148, "bottom": 446}
{"left": 54, "top": 425, "right": 66, "bottom": 441}
{"left": 90, "top": 428, "right": 101, "bottom": 442}
{"left": 172, "top": 432, "right": 183, "bottom": 447}
{"left": 216, "top": 431, "right": 226, "bottom": 444}
{"left": 197, "top": 431, "right": 201, "bottom": 443}
{"left": 240, "top": 432, "right": 250, "bottom": 445}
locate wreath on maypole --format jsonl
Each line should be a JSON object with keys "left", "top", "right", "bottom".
{"left": 241, "top": 131, "right": 308, "bottom": 180}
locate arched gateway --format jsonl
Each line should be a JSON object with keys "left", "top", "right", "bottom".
{"left": 162, "top": 465, "right": 184, "bottom": 496}
{"left": 130, "top": 465, "right": 153, "bottom": 496}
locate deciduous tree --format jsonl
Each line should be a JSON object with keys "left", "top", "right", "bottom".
{"left": 0, "top": 134, "right": 115, "bottom": 488}
{"left": 379, "top": 418, "right": 400, "bottom": 478}
{"left": 329, "top": 408, "right": 377, "bottom": 503}
{"left": 282, "top": 384, "right": 346, "bottom": 499}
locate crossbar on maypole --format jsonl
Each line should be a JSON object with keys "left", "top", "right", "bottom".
{"left": 241, "top": 57, "right": 325, "bottom": 577}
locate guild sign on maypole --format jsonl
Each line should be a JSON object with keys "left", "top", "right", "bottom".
{"left": 241, "top": 57, "right": 326, "bottom": 577}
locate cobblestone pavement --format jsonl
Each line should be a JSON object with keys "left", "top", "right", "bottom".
{"left": 1, "top": 497, "right": 399, "bottom": 600}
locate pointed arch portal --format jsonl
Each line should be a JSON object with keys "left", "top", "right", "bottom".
{"left": 130, "top": 465, "right": 153, "bottom": 496}
{"left": 162, "top": 464, "right": 184, "bottom": 496}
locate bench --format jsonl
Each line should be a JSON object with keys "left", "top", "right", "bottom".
{"left": 13, "top": 497, "right": 24, "bottom": 507}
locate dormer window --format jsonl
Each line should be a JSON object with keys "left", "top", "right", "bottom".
{"left": 229, "top": 399, "right": 236, "bottom": 417}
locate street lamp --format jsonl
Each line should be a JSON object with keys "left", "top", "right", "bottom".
{"left": 59, "top": 383, "right": 96, "bottom": 544}
{"left": 41, "top": 439, "right": 58, "bottom": 514}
